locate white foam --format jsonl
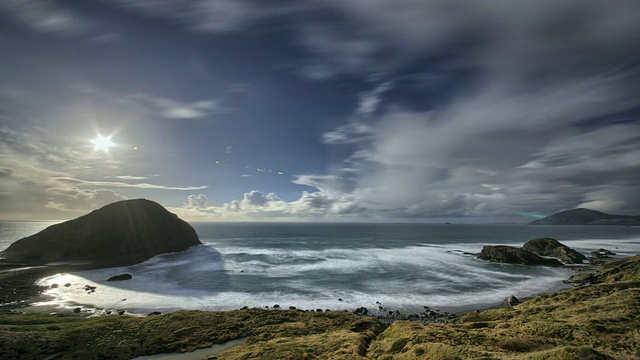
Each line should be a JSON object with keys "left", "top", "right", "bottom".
{"left": 34, "top": 241, "right": 575, "bottom": 315}
{"left": 35, "top": 234, "right": 639, "bottom": 316}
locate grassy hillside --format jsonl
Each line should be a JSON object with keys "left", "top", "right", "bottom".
{"left": 1, "top": 255, "right": 639, "bottom": 359}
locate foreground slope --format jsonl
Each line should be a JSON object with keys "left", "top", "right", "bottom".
{"left": 1, "top": 199, "right": 201, "bottom": 268}
{"left": 368, "top": 255, "right": 640, "bottom": 359}
{"left": 1, "top": 255, "right": 639, "bottom": 359}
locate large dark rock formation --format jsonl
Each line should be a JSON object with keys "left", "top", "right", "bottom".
{"left": 1, "top": 199, "right": 201, "bottom": 268}
{"left": 529, "top": 208, "right": 640, "bottom": 225}
{"left": 523, "top": 237, "right": 587, "bottom": 264}
{"left": 477, "top": 246, "right": 563, "bottom": 266}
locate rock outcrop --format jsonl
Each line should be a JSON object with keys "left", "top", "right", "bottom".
{"left": 477, "top": 246, "right": 563, "bottom": 266}
{"left": 1, "top": 199, "right": 201, "bottom": 268}
{"left": 522, "top": 237, "right": 586, "bottom": 264}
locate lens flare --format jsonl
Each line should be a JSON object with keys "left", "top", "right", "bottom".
{"left": 90, "top": 134, "right": 115, "bottom": 153}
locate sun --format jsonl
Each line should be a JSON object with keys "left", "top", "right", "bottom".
{"left": 90, "top": 134, "right": 115, "bottom": 153}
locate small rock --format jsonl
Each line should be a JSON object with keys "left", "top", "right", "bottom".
{"left": 289, "top": 306, "right": 296, "bottom": 310}
{"left": 354, "top": 307, "right": 368, "bottom": 316}
{"left": 591, "top": 251, "right": 609, "bottom": 259}
{"left": 240, "top": 306, "right": 249, "bottom": 310}
{"left": 50, "top": 283, "right": 59, "bottom": 289}
{"left": 117, "top": 310, "right": 126, "bottom": 315}
{"left": 273, "top": 304, "right": 280, "bottom": 309}
{"left": 316, "top": 309, "right": 323, "bottom": 312}
{"left": 64, "top": 283, "right": 71, "bottom": 287}
{"left": 147, "top": 311, "right": 161, "bottom": 316}
{"left": 107, "top": 274, "right": 132, "bottom": 282}
{"left": 507, "top": 295, "right": 520, "bottom": 306}
{"left": 596, "top": 248, "right": 615, "bottom": 255}
{"left": 73, "top": 308, "right": 81, "bottom": 313}
{"left": 106, "top": 311, "right": 112, "bottom": 315}
{"left": 338, "top": 298, "right": 343, "bottom": 301}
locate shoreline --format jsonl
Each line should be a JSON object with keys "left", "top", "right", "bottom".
{"left": 1, "top": 256, "right": 617, "bottom": 324}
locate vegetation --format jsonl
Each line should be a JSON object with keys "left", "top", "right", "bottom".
{"left": 1, "top": 256, "right": 638, "bottom": 359}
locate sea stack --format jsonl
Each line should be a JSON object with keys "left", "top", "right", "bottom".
{"left": 1, "top": 199, "right": 201, "bottom": 268}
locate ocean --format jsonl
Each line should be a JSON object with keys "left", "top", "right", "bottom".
{"left": 2, "top": 221, "right": 640, "bottom": 315}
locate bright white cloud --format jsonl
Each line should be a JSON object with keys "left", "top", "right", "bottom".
{"left": 186, "top": 194, "right": 208, "bottom": 208}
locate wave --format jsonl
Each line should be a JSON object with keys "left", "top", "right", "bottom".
{"left": 33, "top": 240, "right": 578, "bottom": 315}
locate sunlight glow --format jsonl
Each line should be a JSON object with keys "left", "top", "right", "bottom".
{"left": 91, "top": 134, "right": 115, "bottom": 153}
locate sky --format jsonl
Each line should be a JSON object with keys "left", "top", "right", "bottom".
{"left": 1, "top": 1, "right": 639, "bottom": 222}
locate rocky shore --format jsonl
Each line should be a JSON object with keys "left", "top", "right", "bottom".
{"left": 0, "top": 232, "right": 635, "bottom": 359}
{"left": 1, "top": 254, "right": 638, "bottom": 359}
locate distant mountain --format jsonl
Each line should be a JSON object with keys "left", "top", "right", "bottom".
{"left": 529, "top": 208, "right": 640, "bottom": 225}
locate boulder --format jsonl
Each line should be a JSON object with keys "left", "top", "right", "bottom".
{"left": 107, "top": 274, "right": 132, "bottom": 282}
{"left": 354, "top": 307, "right": 368, "bottom": 316}
{"left": 477, "top": 246, "right": 563, "bottom": 266}
{"left": 523, "top": 237, "right": 586, "bottom": 264}
{"left": 507, "top": 295, "right": 519, "bottom": 306}
{"left": 596, "top": 248, "right": 616, "bottom": 255}
{"left": 591, "top": 251, "right": 609, "bottom": 259}
{"left": 1, "top": 199, "right": 201, "bottom": 268}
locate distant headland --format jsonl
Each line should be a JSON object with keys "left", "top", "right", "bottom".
{"left": 529, "top": 208, "right": 640, "bottom": 226}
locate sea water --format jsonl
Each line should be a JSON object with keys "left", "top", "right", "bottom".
{"left": 2, "top": 221, "right": 639, "bottom": 315}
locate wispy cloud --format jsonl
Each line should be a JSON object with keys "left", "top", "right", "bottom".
{"left": 114, "top": 175, "right": 150, "bottom": 180}
{"left": 54, "top": 177, "right": 208, "bottom": 191}
{"left": 131, "top": 94, "right": 223, "bottom": 120}
{"left": 0, "top": 0, "right": 88, "bottom": 35}
{"left": 72, "top": 84, "right": 225, "bottom": 120}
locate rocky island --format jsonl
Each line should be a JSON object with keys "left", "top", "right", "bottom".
{"left": 0, "top": 199, "right": 202, "bottom": 269}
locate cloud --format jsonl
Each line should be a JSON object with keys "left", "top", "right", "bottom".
{"left": 0, "top": 123, "right": 207, "bottom": 219}
{"left": 132, "top": 95, "right": 222, "bottom": 119}
{"left": 304, "top": 1, "right": 640, "bottom": 218}
{"left": 186, "top": 194, "right": 208, "bottom": 208}
{"left": 53, "top": 177, "right": 208, "bottom": 191}
{"left": 355, "top": 81, "right": 394, "bottom": 116}
{"left": 242, "top": 190, "right": 280, "bottom": 206}
{"left": 110, "top": 0, "right": 300, "bottom": 33}
{"left": 71, "top": 85, "right": 226, "bottom": 121}
{"left": 44, "top": 188, "right": 127, "bottom": 212}
{"left": 0, "top": 0, "right": 88, "bottom": 35}
{"left": 114, "top": 175, "right": 150, "bottom": 180}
